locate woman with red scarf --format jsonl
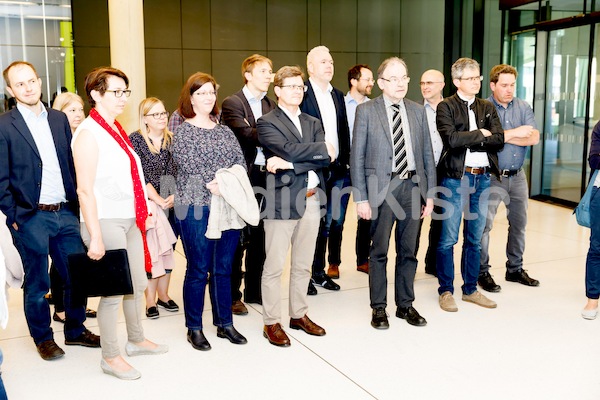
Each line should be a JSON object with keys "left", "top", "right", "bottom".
{"left": 72, "top": 67, "right": 167, "bottom": 380}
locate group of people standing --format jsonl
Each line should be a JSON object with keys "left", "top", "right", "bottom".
{"left": 2, "top": 42, "right": 597, "bottom": 388}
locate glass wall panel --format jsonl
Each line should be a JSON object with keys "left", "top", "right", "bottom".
{"left": 541, "top": 26, "right": 590, "bottom": 202}
{"left": 0, "top": 0, "right": 72, "bottom": 113}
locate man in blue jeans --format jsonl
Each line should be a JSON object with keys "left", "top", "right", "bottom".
{"left": 0, "top": 61, "right": 99, "bottom": 360}
{"left": 478, "top": 64, "right": 540, "bottom": 293}
{"left": 435, "top": 58, "right": 504, "bottom": 312}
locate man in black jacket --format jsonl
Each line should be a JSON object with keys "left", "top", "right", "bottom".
{"left": 435, "top": 58, "right": 504, "bottom": 312}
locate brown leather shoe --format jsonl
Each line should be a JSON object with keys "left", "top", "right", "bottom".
{"left": 231, "top": 300, "right": 248, "bottom": 315}
{"left": 326, "top": 264, "right": 340, "bottom": 279}
{"left": 263, "top": 323, "right": 290, "bottom": 347}
{"left": 357, "top": 262, "right": 369, "bottom": 274}
{"left": 289, "top": 315, "right": 326, "bottom": 336}
{"left": 36, "top": 339, "right": 65, "bottom": 361}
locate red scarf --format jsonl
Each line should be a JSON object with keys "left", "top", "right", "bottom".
{"left": 90, "top": 108, "right": 152, "bottom": 273}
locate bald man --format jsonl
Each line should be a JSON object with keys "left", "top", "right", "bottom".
{"left": 417, "top": 69, "right": 445, "bottom": 276}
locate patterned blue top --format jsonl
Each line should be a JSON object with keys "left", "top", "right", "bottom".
{"left": 173, "top": 122, "right": 245, "bottom": 207}
{"left": 487, "top": 95, "right": 537, "bottom": 171}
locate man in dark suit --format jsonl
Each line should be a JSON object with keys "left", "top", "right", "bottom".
{"left": 0, "top": 61, "right": 99, "bottom": 360}
{"left": 221, "top": 54, "right": 277, "bottom": 314}
{"left": 350, "top": 57, "right": 437, "bottom": 329}
{"left": 301, "top": 45, "right": 351, "bottom": 293}
{"left": 257, "top": 66, "right": 335, "bottom": 347}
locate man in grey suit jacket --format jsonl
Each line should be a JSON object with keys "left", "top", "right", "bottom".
{"left": 257, "top": 66, "right": 335, "bottom": 347}
{"left": 350, "top": 57, "right": 436, "bottom": 329}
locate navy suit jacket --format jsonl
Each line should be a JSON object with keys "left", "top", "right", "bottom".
{"left": 257, "top": 107, "right": 330, "bottom": 220}
{"left": 221, "top": 90, "right": 277, "bottom": 170}
{"left": 0, "top": 107, "right": 78, "bottom": 226}
{"left": 300, "top": 80, "right": 350, "bottom": 170}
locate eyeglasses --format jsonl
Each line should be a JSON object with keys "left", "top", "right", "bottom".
{"left": 145, "top": 111, "right": 169, "bottom": 120}
{"left": 380, "top": 76, "right": 410, "bottom": 84}
{"left": 459, "top": 76, "right": 483, "bottom": 82}
{"left": 278, "top": 85, "right": 308, "bottom": 92}
{"left": 359, "top": 78, "right": 375, "bottom": 83}
{"left": 105, "top": 89, "right": 132, "bottom": 98}
{"left": 194, "top": 91, "right": 217, "bottom": 97}
{"left": 419, "top": 81, "right": 444, "bottom": 86}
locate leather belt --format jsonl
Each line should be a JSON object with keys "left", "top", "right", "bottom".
{"left": 253, "top": 164, "right": 267, "bottom": 172}
{"left": 306, "top": 188, "right": 317, "bottom": 198}
{"left": 38, "top": 203, "right": 64, "bottom": 212}
{"left": 500, "top": 168, "right": 521, "bottom": 177}
{"left": 464, "top": 166, "right": 488, "bottom": 175}
{"left": 392, "top": 170, "right": 416, "bottom": 180}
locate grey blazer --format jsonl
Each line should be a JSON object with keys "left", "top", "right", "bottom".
{"left": 350, "top": 95, "right": 436, "bottom": 208}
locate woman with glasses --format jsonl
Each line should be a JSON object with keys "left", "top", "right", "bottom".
{"left": 173, "top": 72, "right": 248, "bottom": 350}
{"left": 130, "top": 97, "right": 178, "bottom": 320}
{"left": 72, "top": 67, "right": 167, "bottom": 380}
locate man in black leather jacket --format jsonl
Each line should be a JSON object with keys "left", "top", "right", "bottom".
{"left": 434, "top": 57, "right": 504, "bottom": 313}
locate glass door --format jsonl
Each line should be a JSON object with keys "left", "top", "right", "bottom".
{"left": 541, "top": 25, "right": 590, "bottom": 203}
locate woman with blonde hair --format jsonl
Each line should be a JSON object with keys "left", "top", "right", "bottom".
{"left": 130, "top": 97, "right": 178, "bottom": 319}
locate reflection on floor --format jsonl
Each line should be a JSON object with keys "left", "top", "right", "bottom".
{"left": 1, "top": 200, "right": 597, "bottom": 400}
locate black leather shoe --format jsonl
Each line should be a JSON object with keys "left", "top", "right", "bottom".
{"left": 64, "top": 328, "right": 100, "bottom": 348}
{"left": 52, "top": 311, "right": 65, "bottom": 323}
{"left": 396, "top": 306, "right": 427, "bottom": 327}
{"left": 312, "top": 274, "right": 340, "bottom": 291}
{"left": 307, "top": 280, "right": 317, "bottom": 296}
{"left": 506, "top": 269, "right": 539, "bottom": 287}
{"left": 187, "top": 329, "right": 211, "bottom": 351}
{"left": 371, "top": 307, "right": 389, "bottom": 329}
{"left": 478, "top": 272, "right": 501, "bottom": 293}
{"left": 36, "top": 339, "right": 65, "bottom": 361}
{"left": 217, "top": 325, "right": 248, "bottom": 345}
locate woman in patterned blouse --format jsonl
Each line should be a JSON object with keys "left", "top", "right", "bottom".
{"left": 173, "top": 72, "right": 248, "bottom": 350}
{"left": 130, "top": 97, "right": 179, "bottom": 320}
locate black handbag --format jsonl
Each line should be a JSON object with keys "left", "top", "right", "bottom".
{"left": 68, "top": 249, "right": 134, "bottom": 306}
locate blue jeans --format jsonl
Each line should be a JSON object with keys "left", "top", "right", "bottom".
{"left": 437, "top": 173, "right": 491, "bottom": 295}
{"left": 586, "top": 186, "right": 600, "bottom": 299}
{"left": 0, "top": 348, "right": 6, "bottom": 400}
{"left": 177, "top": 206, "right": 240, "bottom": 330}
{"left": 312, "top": 169, "right": 351, "bottom": 274}
{"left": 10, "top": 208, "right": 86, "bottom": 344}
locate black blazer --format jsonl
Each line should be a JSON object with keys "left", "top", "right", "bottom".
{"left": 257, "top": 108, "right": 330, "bottom": 220}
{"left": 300, "top": 80, "right": 350, "bottom": 170}
{"left": 221, "top": 90, "right": 277, "bottom": 170}
{"left": 0, "top": 107, "right": 78, "bottom": 226}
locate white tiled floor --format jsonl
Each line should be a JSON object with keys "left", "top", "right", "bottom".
{"left": 1, "top": 200, "right": 598, "bottom": 400}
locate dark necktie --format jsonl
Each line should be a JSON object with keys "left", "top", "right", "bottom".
{"left": 391, "top": 104, "right": 407, "bottom": 176}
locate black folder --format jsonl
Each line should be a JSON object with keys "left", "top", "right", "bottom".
{"left": 68, "top": 249, "right": 134, "bottom": 306}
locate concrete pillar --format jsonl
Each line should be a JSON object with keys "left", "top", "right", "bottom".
{"left": 107, "top": 0, "right": 145, "bottom": 133}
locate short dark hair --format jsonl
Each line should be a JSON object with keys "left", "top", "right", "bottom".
{"left": 3, "top": 61, "right": 38, "bottom": 87}
{"left": 84, "top": 67, "right": 129, "bottom": 108}
{"left": 177, "top": 72, "right": 220, "bottom": 119}
{"left": 273, "top": 65, "right": 304, "bottom": 89}
{"left": 347, "top": 64, "right": 371, "bottom": 89}
{"left": 489, "top": 64, "right": 518, "bottom": 83}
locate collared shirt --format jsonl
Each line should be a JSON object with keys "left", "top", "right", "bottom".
{"left": 309, "top": 77, "right": 339, "bottom": 159}
{"left": 457, "top": 92, "right": 489, "bottom": 167}
{"left": 383, "top": 96, "right": 415, "bottom": 172}
{"left": 168, "top": 109, "right": 184, "bottom": 133}
{"left": 424, "top": 98, "right": 443, "bottom": 166}
{"left": 487, "top": 95, "right": 537, "bottom": 171}
{"left": 345, "top": 92, "right": 370, "bottom": 143}
{"left": 242, "top": 85, "right": 268, "bottom": 166}
{"left": 278, "top": 105, "right": 319, "bottom": 189}
{"left": 17, "top": 103, "right": 66, "bottom": 204}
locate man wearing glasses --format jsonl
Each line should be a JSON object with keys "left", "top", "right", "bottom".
{"left": 350, "top": 57, "right": 436, "bottom": 329}
{"left": 257, "top": 66, "right": 335, "bottom": 347}
{"left": 301, "top": 46, "right": 350, "bottom": 292}
{"left": 221, "top": 54, "right": 277, "bottom": 315}
{"left": 435, "top": 57, "right": 504, "bottom": 312}
{"left": 0, "top": 61, "right": 100, "bottom": 360}
{"left": 345, "top": 64, "right": 374, "bottom": 276}
{"left": 418, "top": 69, "right": 445, "bottom": 277}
